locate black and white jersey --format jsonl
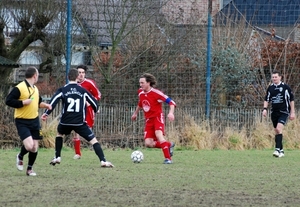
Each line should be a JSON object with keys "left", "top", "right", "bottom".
{"left": 44, "top": 83, "right": 98, "bottom": 126}
{"left": 265, "top": 82, "right": 294, "bottom": 114}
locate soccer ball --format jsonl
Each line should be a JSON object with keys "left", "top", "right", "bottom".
{"left": 131, "top": 150, "right": 144, "bottom": 163}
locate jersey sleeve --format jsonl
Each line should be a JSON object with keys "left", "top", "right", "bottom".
{"left": 85, "top": 90, "right": 98, "bottom": 113}
{"left": 5, "top": 87, "right": 23, "bottom": 108}
{"left": 87, "top": 79, "right": 101, "bottom": 101}
{"left": 264, "top": 86, "right": 271, "bottom": 102}
{"left": 44, "top": 88, "right": 63, "bottom": 115}
{"left": 287, "top": 85, "right": 294, "bottom": 101}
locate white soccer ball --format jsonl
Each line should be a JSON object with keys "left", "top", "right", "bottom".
{"left": 131, "top": 150, "right": 144, "bottom": 163}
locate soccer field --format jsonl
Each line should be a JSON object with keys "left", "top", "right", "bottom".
{"left": 1, "top": 148, "right": 300, "bottom": 206}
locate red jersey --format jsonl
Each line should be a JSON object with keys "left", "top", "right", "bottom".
{"left": 78, "top": 78, "right": 101, "bottom": 101}
{"left": 138, "top": 88, "right": 176, "bottom": 119}
{"left": 78, "top": 78, "right": 101, "bottom": 128}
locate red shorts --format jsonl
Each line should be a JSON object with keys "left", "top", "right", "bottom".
{"left": 144, "top": 116, "right": 165, "bottom": 140}
{"left": 85, "top": 106, "right": 95, "bottom": 128}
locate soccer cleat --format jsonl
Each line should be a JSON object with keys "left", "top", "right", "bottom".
{"left": 100, "top": 161, "right": 114, "bottom": 168}
{"left": 169, "top": 142, "right": 175, "bottom": 157}
{"left": 73, "top": 154, "right": 81, "bottom": 159}
{"left": 26, "top": 169, "right": 37, "bottom": 176}
{"left": 273, "top": 150, "right": 280, "bottom": 157}
{"left": 278, "top": 152, "right": 285, "bottom": 158}
{"left": 163, "top": 159, "right": 173, "bottom": 164}
{"left": 16, "top": 154, "right": 24, "bottom": 171}
{"left": 49, "top": 157, "right": 61, "bottom": 166}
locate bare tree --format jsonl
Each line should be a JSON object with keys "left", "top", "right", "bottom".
{"left": 0, "top": 0, "right": 66, "bottom": 84}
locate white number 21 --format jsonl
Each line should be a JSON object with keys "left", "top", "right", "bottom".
{"left": 67, "top": 98, "right": 80, "bottom": 112}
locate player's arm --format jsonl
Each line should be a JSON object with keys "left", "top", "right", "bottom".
{"left": 38, "top": 96, "right": 52, "bottom": 110}
{"left": 41, "top": 89, "right": 62, "bottom": 119}
{"left": 131, "top": 105, "right": 141, "bottom": 121}
{"left": 167, "top": 102, "right": 175, "bottom": 121}
{"left": 262, "top": 88, "right": 270, "bottom": 117}
{"left": 289, "top": 87, "right": 295, "bottom": 120}
{"left": 89, "top": 80, "right": 101, "bottom": 101}
{"left": 5, "top": 87, "right": 24, "bottom": 108}
{"left": 85, "top": 92, "right": 98, "bottom": 113}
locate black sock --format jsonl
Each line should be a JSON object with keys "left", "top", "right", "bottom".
{"left": 19, "top": 145, "right": 28, "bottom": 160}
{"left": 28, "top": 151, "right": 38, "bottom": 169}
{"left": 55, "top": 136, "right": 63, "bottom": 158}
{"left": 93, "top": 142, "right": 106, "bottom": 162}
{"left": 275, "top": 134, "right": 282, "bottom": 150}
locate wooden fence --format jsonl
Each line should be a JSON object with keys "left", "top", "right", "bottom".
{"left": 41, "top": 105, "right": 265, "bottom": 147}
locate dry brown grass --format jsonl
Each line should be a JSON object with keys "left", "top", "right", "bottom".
{"left": 40, "top": 116, "right": 59, "bottom": 148}
{"left": 166, "top": 111, "right": 300, "bottom": 150}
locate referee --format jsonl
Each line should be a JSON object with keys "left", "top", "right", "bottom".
{"left": 6, "top": 66, "right": 52, "bottom": 176}
{"left": 262, "top": 70, "right": 295, "bottom": 158}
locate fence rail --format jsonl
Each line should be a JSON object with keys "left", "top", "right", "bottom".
{"left": 42, "top": 105, "right": 265, "bottom": 141}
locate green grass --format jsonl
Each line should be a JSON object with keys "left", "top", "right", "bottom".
{"left": 1, "top": 148, "right": 300, "bottom": 206}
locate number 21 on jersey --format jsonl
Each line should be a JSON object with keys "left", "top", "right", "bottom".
{"left": 67, "top": 98, "right": 80, "bottom": 112}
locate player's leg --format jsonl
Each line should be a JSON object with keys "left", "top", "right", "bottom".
{"left": 15, "top": 121, "right": 30, "bottom": 171}
{"left": 154, "top": 117, "right": 173, "bottom": 164}
{"left": 144, "top": 118, "right": 157, "bottom": 148}
{"left": 50, "top": 133, "right": 63, "bottom": 165}
{"left": 155, "top": 130, "right": 172, "bottom": 164}
{"left": 22, "top": 127, "right": 40, "bottom": 176}
{"left": 26, "top": 139, "right": 39, "bottom": 176}
{"left": 75, "top": 124, "right": 114, "bottom": 167}
{"left": 50, "top": 125, "right": 69, "bottom": 165}
{"left": 271, "top": 112, "right": 280, "bottom": 157}
{"left": 275, "top": 114, "right": 288, "bottom": 158}
{"left": 73, "top": 133, "right": 81, "bottom": 159}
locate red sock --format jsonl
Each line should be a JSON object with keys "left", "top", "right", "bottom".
{"left": 154, "top": 141, "right": 161, "bottom": 148}
{"left": 73, "top": 138, "right": 81, "bottom": 156}
{"left": 160, "top": 141, "right": 171, "bottom": 159}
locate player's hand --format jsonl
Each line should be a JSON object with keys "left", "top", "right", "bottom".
{"left": 46, "top": 104, "right": 52, "bottom": 110}
{"left": 262, "top": 110, "right": 267, "bottom": 117}
{"left": 41, "top": 113, "right": 48, "bottom": 121}
{"left": 23, "top": 99, "right": 32, "bottom": 106}
{"left": 167, "top": 113, "right": 175, "bottom": 121}
{"left": 290, "top": 112, "right": 295, "bottom": 120}
{"left": 131, "top": 114, "right": 137, "bottom": 121}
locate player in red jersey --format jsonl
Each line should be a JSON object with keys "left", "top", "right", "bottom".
{"left": 73, "top": 65, "right": 101, "bottom": 159}
{"left": 131, "top": 73, "right": 176, "bottom": 164}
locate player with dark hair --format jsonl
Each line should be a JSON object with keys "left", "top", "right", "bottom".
{"left": 72, "top": 64, "right": 101, "bottom": 159}
{"left": 41, "top": 69, "right": 113, "bottom": 168}
{"left": 262, "top": 70, "right": 295, "bottom": 158}
{"left": 6, "top": 66, "right": 52, "bottom": 176}
{"left": 131, "top": 73, "right": 176, "bottom": 164}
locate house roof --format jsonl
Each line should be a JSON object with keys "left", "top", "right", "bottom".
{"left": 0, "top": 55, "right": 19, "bottom": 67}
{"left": 217, "top": 0, "right": 300, "bottom": 26}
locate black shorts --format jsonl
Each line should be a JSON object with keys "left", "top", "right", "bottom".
{"left": 271, "top": 111, "right": 289, "bottom": 128}
{"left": 57, "top": 123, "right": 95, "bottom": 142}
{"left": 15, "top": 117, "right": 41, "bottom": 141}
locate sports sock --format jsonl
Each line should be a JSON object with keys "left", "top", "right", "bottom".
{"left": 73, "top": 137, "right": 81, "bottom": 156}
{"left": 55, "top": 136, "right": 63, "bottom": 158}
{"left": 154, "top": 141, "right": 162, "bottom": 148}
{"left": 160, "top": 141, "right": 171, "bottom": 159}
{"left": 28, "top": 151, "right": 38, "bottom": 169}
{"left": 93, "top": 142, "right": 106, "bottom": 162}
{"left": 275, "top": 134, "right": 282, "bottom": 150}
{"left": 19, "top": 145, "right": 28, "bottom": 160}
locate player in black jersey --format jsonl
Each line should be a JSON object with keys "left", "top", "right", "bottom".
{"left": 41, "top": 69, "right": 113, "bottom": 167}
{"left": 262, "top": 71, "right": 295, "bottom": 158}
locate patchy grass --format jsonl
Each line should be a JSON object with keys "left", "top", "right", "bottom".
{"left": 1, "top": 148, "right": 300, "bottom": 206}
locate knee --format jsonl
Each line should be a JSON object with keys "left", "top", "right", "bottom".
{"left": 25, "top": 145, "right": 37, "bottom": 153}
{"left": 274, "top": 128, "right": 281, "bottom": 134}
{"left": 144, "top": 140, "right": 154, "bottom": 148}
{"left": 145, "top": 143, "right": 153, "bottom": 148}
